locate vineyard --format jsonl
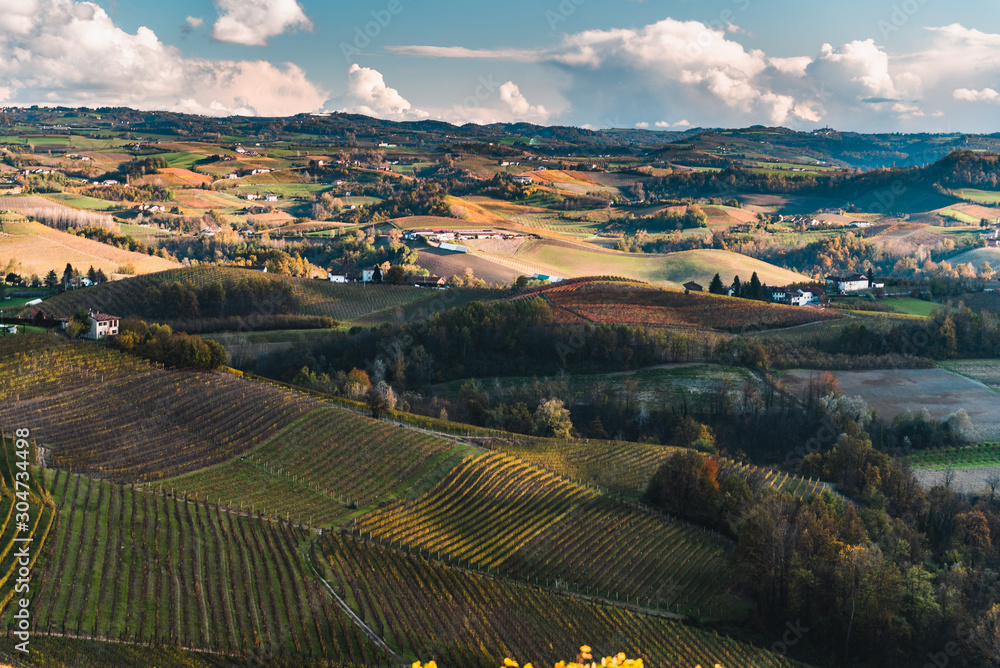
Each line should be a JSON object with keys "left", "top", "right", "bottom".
{"left": 356, "top": 453, "right": 734, "bottom": 619}
{"left": 0, "top": 335, "right": 152, "bottom": 403}
{"left": 0, "top": 433, "right": 56, "bottom": 616}
{"left": 0, "top": 369, "right": 324, "bottom": 481}
{"left": 164, "top": 407, "right": 477, "bottom": 526}
{"left": 488, "top": 437, "right": 832, "bottom": 500}
{"left": 316, "top": 532, "right": 801, "bottom": 668}
{"left": 544, "top": 286, "right": 843, "bottom": 333}
{"left": 909, "top": 442, "right": 1000, "bottom": 469}
{"left": 19, "top": 470, "right": 387, "bottom": 665}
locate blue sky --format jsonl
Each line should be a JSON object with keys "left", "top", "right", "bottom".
{"left": 2, "top": 0, "right": 999, "bottom": 132}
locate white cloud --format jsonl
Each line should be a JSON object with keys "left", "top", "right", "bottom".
{"left": 335, "top": 64, "right": 429, "bottom": 121}
{"left": 955, "top": 88, "right": 1000, "bottom": 103}
{"left": 186, "top": 16, "right": 204, "bottom": 29}
{"left": 0, "top": 0, "right": 326, "bottom": 116}
{"left": 498, "top": 82, "right": 550, "bottom": 123}
{"left": 0, "top": 0, "right": 40, "bottom": 35}
{"left": 211, "top": 0, "right": 311, "bottom": 46}
{"left": 635, "top": 121, "right": 649, "bottom": 128}
{"left": 769, "top": 56, "right": 812, "bottom": 77}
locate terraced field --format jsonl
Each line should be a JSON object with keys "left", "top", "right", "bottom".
{"left": 356, "top": 452, "right": 733, "bottom": 619}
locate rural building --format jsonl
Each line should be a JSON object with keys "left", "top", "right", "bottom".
{"left": 2, "top": 325, "right": 17, "bottom": 335}
{"left": 826, "top": 274, "right": 869, "bottom": 292}
{"left": 438, "top": 242, "right": 470, "bottom": 253}
{"left": 413, "top": 276, "right": 447, "bottom": 288}
{"left": 771, "top": 288, "right": 816, "bottom": 307}
{"left": 265, "top": 194, "right": 279, "bottom": 202}
{"left": 327, "top": 272, "right": 348, "bottom": 283}
{"left": 531, "top": 274, "right": 565, "bottom": 283}
{"left": 361, "top": 266, "right": 381, "bottom": 283}
{"left": 683, "top": 281, "right": 704, "bottom": 292}
{"left": 73, "top": 311, "right": 121, "bottom": 340}
{"left": 513, "top": 175, "right": 534, "bottom": 185}
{"left": 848, "top": 221, "right": 873, "bottom": 229}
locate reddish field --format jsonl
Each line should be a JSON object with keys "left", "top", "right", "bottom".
{"left": 545, "top": 284, "right": 842, "bottom": 332}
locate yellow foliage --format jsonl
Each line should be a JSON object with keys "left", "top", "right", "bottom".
{"left": 410, "top": 651, "right": 644, "bottom": 668}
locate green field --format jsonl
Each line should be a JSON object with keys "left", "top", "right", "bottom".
{"left": 957, "top": 189, "right": 1000, "bottom": 204}
{"left": 909, "top": 443, "right": 1000, "bottom": 469}
{"left": 42, "top": 192, "right": 117, "bottom": 210}
{"left": 884, "top": 297, "right": 938, "bottom": 316}
{"left": 939, "top": 208, "right": 980, "bottom": 224}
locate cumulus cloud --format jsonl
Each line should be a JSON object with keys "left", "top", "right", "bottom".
{"left": 211, "top": 0, "right": 311, "bottom": 46}
{"left": 335, "top": 64, "right": 429, "bottom": 121}
{"left": 392, "top": 17, "right": 982, "bottom": 130}
{"left": 955, "top": 88, "right": 1000, "bottom": 103}
{"left": 498, "top": 82, "right": 549, "bottom": 123}
{"left": 0, "top": 0, "right": 326, "bottom": 116}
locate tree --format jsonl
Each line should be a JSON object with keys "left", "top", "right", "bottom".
{"left": 95, "top": 268, "right": 107, "bottom": 284}
{"left": 644, "top": 450, "right": 721, "bottom": 528}
{"left": 86, "top": 266, "right": 97, "bottom": 285}
{"left": 62, "top": 262, "right": 74, "bottom": 287}
{"left": 366, "top": 380, "right": 397, "bottom": 419}
{"left": 708, "top": 273, "right": 725, "bottom": 295}
{"left": 971, "top": 603, "right": 1000, "bottom": 664}
{"left": 44, "top": 270, "right": 59, "bottom": 292}
{"left": 731, "top": 275, "right": 742, "bottom": 298}
{"left": 65, "top": 308, "right": 92, "bottom": 339}
{"left": 749, "top": 271, "right": 763, "bottom": 300}
{"left": 533, "top": 398, "right": 573, "bottom": 439}
{"left": 5, "top": 272, "right": 20, "bottom": 286}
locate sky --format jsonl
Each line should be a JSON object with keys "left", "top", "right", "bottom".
{"left": 1, "top": 0, "right": 999, "bottom": 132}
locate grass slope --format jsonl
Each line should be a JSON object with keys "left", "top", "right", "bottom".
{"left": 506, "top": 241, "right": 808, "bottom": 287}
{"left": 0, "top": 220, "right": 178, "bottom": 280}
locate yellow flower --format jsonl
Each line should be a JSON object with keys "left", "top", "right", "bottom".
{"left": 580, "top": 646, "right": 592, "bottom": 654}
{"left": 504, "top": 660, "right": 520, "bottom": 668}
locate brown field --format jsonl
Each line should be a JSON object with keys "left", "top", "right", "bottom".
{"left": 0, "top": 220, "right": 179, "bottom": 279}
{"left": 0, "top": 195, "right": 74, "bottom": 212}
{"left": 914, "top": 467, "right": 1000, "bottom": 493}
{"left": 781, "top": 368, "right": 1000, "bottom": 442}
{"left": 416, "top": 247, "right": 522, "bottom": 285}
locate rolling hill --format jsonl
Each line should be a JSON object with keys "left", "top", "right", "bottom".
{"left": 0, "top": 219, "right": 178, "bottom": 280}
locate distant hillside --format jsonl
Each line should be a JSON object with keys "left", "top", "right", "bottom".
{"left": 497, "top": 241, "right": 809, "bottom": 287}
{"left": 0, "top": 219, "right": 178, "bottom": 281}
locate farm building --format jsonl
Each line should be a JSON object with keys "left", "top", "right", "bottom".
{"left": 361, "top": 266, "right": 381, "bottom": 283}
{"left": 59, "top": 311, "right": 121, "bottom": 340}
{"left": 826, "top": 274, "right": 869, "bottom": 292}
{"left": 438, "top": 242, "right": 470, "bottom": 253}
{"left": 771, "top": 288, "right": 816, "bottom": 307}
{"left": 683, "top": 281, "right": 704, "bottom": 292}
{"left": 513, "top": 175, "right": 534, "bottom": 184}
{"left": 327, "top": 272, "right": 349, "bottom": 283}
{"left": 413, "top": 276, "right": 447, "bottom": 288}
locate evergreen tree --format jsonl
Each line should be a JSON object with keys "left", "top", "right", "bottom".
{"left": 709, "top": 273, "right": 725, "bottom": 295}
{"left": 731, "top": 275, "right": 742, "bottom": 298}
{"left": 87, "top": 266, "right": 97, "bottom": 285}
{"left": 44, "top": 270, "right": 58, "bottom": 292}
{"left": 62, "top": 262, "right": 74, "bottom": 287}
{"left": 749, "top": 272, "right": 763, "bottom": 300}
{"left": 95, "top": 268, "right": 108, "bottom": 284}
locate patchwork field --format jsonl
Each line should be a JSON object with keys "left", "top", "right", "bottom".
{"left": 781, "top": 368, "right": 1000, "bottom": 441}
{"left": 416, "top": 246, "right": 521, "bottom": 285}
